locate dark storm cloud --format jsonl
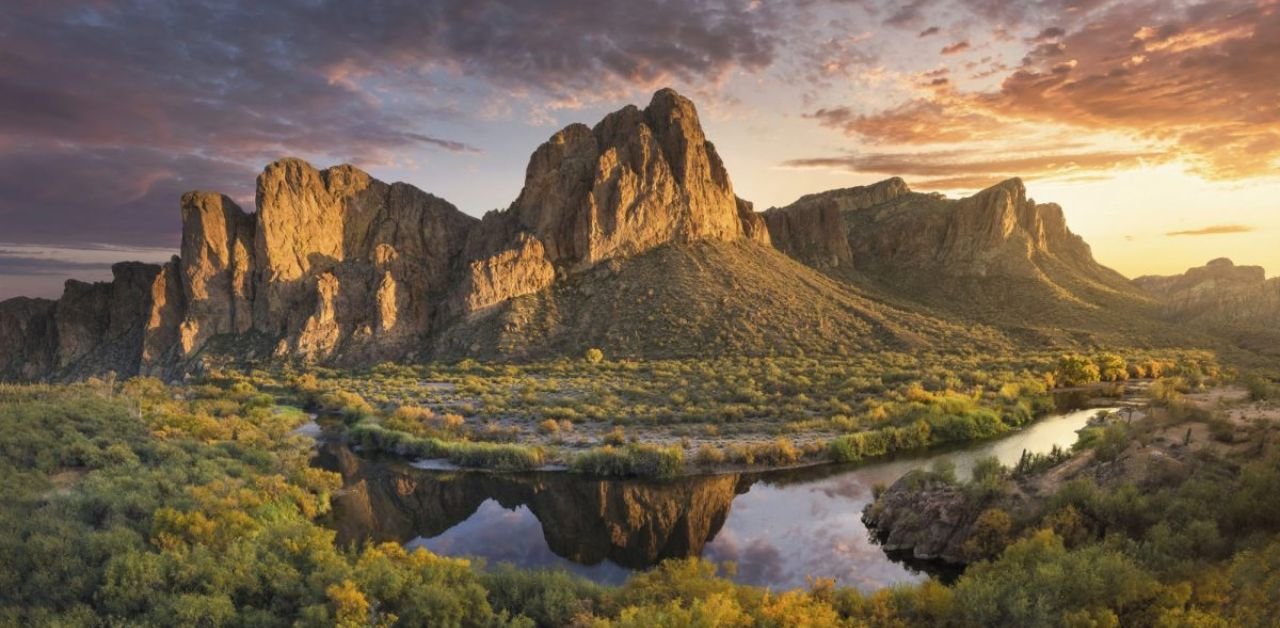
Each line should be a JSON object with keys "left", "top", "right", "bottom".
{"left": 0, "top": 0, "right": 782, "bottom": 248}
{"left": 1030, "top": 26, "right": 1066, "bottom": 41}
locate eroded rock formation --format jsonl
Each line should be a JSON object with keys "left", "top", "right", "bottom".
{"left": 1135, "top": 258, "right": 1280, "bottom": 328}
{"left": 0, "top": 88, "right": 772, "bottom": 379}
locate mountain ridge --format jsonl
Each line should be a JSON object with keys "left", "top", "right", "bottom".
{"left": 0, "top": 88, "right": 1241, "bottom": 380}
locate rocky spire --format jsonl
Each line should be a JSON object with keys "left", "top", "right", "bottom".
{"left": 507, "top": 88, "right": 749, "bottom": 268}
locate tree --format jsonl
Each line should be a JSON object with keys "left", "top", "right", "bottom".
{"left": 584, "top": 347, "right": 605, "bottom": 364}
{"left": 1096, "top": 353, "right": 1129, "bottom": 382}
{"left": 963, "top": 508, "right": 1013, "bottom": 559}
{"left": 1056, "top": 354, "right": 1101, "bottom": 387}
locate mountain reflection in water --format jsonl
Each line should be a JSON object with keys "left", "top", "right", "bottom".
{"left": 316, "top": 405, "right": 1110, "bottom": 590}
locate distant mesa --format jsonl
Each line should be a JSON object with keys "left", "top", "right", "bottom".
{"left": 1135, "top": 259, "right": 1279, "bottom": 340}
{"left": 0, "top": 88, "right": 1255, "bottom": 380}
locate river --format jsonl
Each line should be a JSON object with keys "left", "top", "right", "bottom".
{"left": 314, "top": 404, "right": 1113, "bottom": 591}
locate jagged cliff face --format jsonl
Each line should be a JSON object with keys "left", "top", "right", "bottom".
{"left": 0, "top": 88, "right": 770, "bottom": 380}
{"left": 765, "top": 177, "right": 1109, "bottom": 281}
{"left": 179, "top": 192, "right": 255, "bottom": 355}
{"left": 510, "top": 88, "right": 747, "bottom": 268}
{"left": 847, "top": 179, "right": 1104, "bottom": 280}
{"left": 1135, "top": 259, "right": 1280, "bottom": 327}
{"left": 761, "top": 178, "right": 910, "bottom": 269}
{"left": 763, "top": 176, "right": 1154, "bottom": 342}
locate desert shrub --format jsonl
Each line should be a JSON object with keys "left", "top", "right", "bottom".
{"left": 346, "top": 423, "right": 543, "bottom": 471}
{"left": 570, "top": 444, "right": 684, "bottom": 478}
{"left": 1056, "top": 354, "right": 1101, "bottom": 388}
{"left": 694, "top": 444, "right": 725, "bottom": 467}
{"left": 1243, "top": 374, "right": 1279, "bottom": 401}
{"left": 603, "top": 426, "right": 627, "bottom": 446}
{"left": 316, "top": 391, "right": 374, "bottom": 422}
{"left": 1096, "top": 353, "right": 1129, "bottom": 383}
{"left": 1075, "top": 423, "right": 1130, "bottom": 462}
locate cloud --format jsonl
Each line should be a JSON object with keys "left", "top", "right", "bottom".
{"left": 980, "top": 0, "right": 1280, "bottom": 178}
{"left": 919, "top": 26, "right": 941, "bottom": 37}
{"left": 941, "top": 40, "right": 971, "bottom": 54}
{"left": 782, "top": 147, "right": 1167, "bottom": 190}
{"left": 884, "top": 0, "right": 938, "bottom": 27}
{"left": 808, "top": 0, "right": 1280, "bottom": 182}
{"left": 806, "top": 100, "right": 1008, "bottom": 144}
{"left": 1030, "top": 27, "right": 1067, "bottom": 42}
{"left": 0, "top": 255, "right": 114, "bottom": 277}
{"left": 1166, "top": 224, "right": 1256, "bottom": 236}
{"left": 0, "top": 146, "right": 257, "bottom": 247}
{"left": 0, "top": 0, "right": 784, "bottom": 251}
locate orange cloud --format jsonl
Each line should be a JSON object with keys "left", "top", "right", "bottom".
{"left": 809, "top": 0, "right": 1280, "bottom": 182}
{"left": 941, "top": 41, "right": 971, "bottom": 54}
{"left": 805, "top": 100, "right": 1007, "bottom": 144}
{"left": 1166, "top": 225, "right": 1256, "bottom": 236}
{"left": 782, "top": 148, "right": 1167, "bottom": 190}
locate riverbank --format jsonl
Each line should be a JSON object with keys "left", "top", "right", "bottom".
{"left": 259, "top": 351, "right": 1208, "bottom": 481}
{"left": 318, "top": 404, "right": 1113, "bottom": 590}
{"left": 862, "top": 383, "right": 1277, "bottom": 567}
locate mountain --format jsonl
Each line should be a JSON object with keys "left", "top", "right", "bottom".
{"left": 0, "top": 88, "right": 1214, "bottom": 380}
{"left": 1135, "top": 259, "right": 1280, "bottom": 354}
{"left": 762, "top": 177, "right": 1159, "bottom": 344}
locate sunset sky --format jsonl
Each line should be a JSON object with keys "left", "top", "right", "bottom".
{"left": 1, "top": 0, "right": 1277, "bottom": 299}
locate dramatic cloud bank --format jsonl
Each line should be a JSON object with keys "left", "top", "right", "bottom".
{"left": 0, "top": 0, "right": 1276, "bottom": 294}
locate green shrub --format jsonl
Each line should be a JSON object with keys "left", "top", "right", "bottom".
{"left": 570, "top": 444, "right": 684, "bottom": 478}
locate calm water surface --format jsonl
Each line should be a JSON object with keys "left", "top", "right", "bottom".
{"left": 316, "top": 405, "right": 1111, "bottom": 591}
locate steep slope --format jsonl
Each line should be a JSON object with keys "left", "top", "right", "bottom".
{"left": 434, "top": 239, "right": 1003, "bottom": 360}
{"left": 764, "top": 178, "right": 1161, "bottom": 344}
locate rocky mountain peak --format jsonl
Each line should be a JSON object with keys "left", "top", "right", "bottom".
{"left": 509, "top": 87, "right": 749, "bottom": 269}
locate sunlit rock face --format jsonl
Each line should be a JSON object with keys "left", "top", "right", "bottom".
{"left": 761, "top": 177, "right": 909, "bottom": 270}
{"left": 318, "top": 444, "right": 749, "bottom": 569}
{"left": 0, "top": 88, "right": 783, "bottom": 380}
{"left": 178, "top": 191, "right": 255, "bottom": 355}
{"left": 251, "top": 158, "right": 478, "bottom": 361}
{"left": 509, "top": 88, "right": 749, "bottom": 268}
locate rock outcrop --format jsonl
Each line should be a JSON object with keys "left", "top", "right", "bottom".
{"left": 508, "top": 89, "right": 749, "bottom": 269}
{"left": 866, "top": 178, "right": 1102, "bottom": 277}
{"left": 862, "top": 473, "right": 986, "bottom": 563}
{"left": 765, "top": 176, "right": 1117, "bottom": 280}
{"left": 1135, "top": 259, "right": 1280, "bottom": 328}
{"left": 763, "top": 176, "right": 1156, "bottom": 342}
{"left": 0, "top": 88, "right": 782, "bottom": 380}
{"left": 761, "top": 178, "right": 909, "bottom": 270}
{"left": 178, "top": 192, "right": 255, "bottom": 355}
{"left": 0, "top": 297, "right": 56, "bottom": 380}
